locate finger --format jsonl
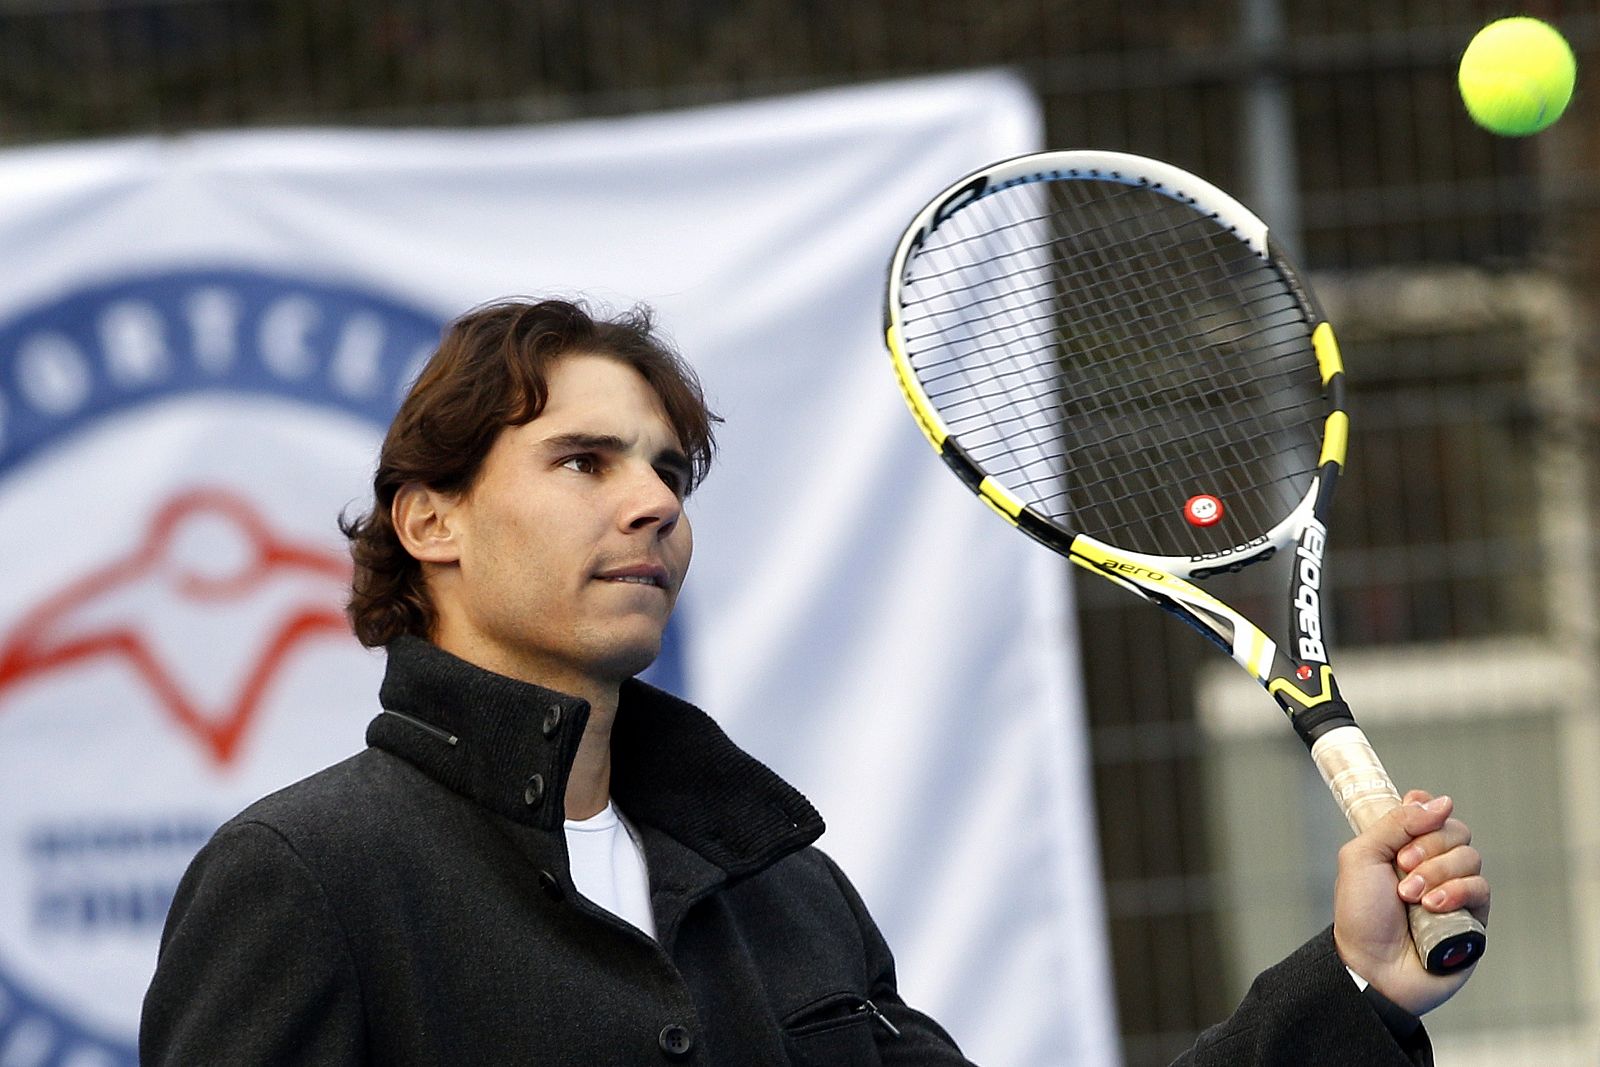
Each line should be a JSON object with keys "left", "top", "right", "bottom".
{"left": 1397, "top": 845, "right": 1482, "bottom": 902}
{"left": 1400, "top": 789, "right": 1434, "bottom": 807}
{"left": 1344, "top": 795, "right": 1453, "bottom": 864}
{"left": 1396, "top": 817, "right": 1472, "bottom": 871}
{"left": 1416, "top": 874, "right": 1491, "bottom": 921}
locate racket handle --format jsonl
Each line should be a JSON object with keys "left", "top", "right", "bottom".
{"left": 1309, "top": 725, "right": 1487, "bottom": 975}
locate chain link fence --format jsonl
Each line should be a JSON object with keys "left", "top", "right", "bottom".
{"left": 4, "top": 1, "right": 1597, "bottom": 1062}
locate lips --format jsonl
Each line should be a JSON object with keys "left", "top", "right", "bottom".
{"left": 593, "top": 563, "right": 670, "bottom": 589}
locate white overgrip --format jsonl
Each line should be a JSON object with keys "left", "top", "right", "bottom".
{"left": 1309, "top": 724, "right": 1401, "bottom": 834}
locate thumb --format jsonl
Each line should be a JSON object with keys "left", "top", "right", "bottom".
{"left": 1345, "top": 795, "right": 1452, "bottom": 864}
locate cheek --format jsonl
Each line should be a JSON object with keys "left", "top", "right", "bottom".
{"left": 463, "top": 503, "right": 557, "bottom": 589}
{"left": 675, "top": 516, "right": 694, "bottom": 570}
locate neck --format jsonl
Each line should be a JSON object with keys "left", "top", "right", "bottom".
{"left": 562, "top": 686, "right": 617, "bottom": 821}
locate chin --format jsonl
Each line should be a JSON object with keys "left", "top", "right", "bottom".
{"left": 590, "top": 633, "right": 663, "bottom": 682}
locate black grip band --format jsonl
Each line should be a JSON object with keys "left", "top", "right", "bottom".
{"left": 1293, "top": 699, "right": 1357, "bottom": 748}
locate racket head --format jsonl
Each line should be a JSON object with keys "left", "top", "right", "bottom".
{"left": 885, "top": 150, "right": 1347, "bottom": 576}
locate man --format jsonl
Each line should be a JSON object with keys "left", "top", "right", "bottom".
{"left": 142, "top": 298, "right": 1488, "bottom": 1065}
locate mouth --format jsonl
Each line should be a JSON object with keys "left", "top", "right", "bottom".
{"left": 594, "top": 564, "right": 671, "bottom": 589}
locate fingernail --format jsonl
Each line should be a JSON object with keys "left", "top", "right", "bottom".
{"left": 1424, "top": 796, "right": 1451, "bottom": 812}
{"left": 1423, "top": 888, "right": 1447, "bottom": 908}
{"left": 1397, "top": 845, "right": 1424, "bottom": 870}
{"left": 1398, "top": 874, "right": 1425, "bottom": 901}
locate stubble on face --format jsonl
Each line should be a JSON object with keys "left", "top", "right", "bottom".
{"left": 427, "top": 353, "right": 694, "bottom": 698}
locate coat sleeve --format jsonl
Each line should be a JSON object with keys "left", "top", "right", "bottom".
{"left": 140, "top": 819, "right": 367, "bottom": 1065}
{"left": 1171, "top": 926, "right": 1432, "bottom": 1067}
{"left": 815, "top": 851, "right": 978, "bottom": 1066}
{"left": 819, "top": 847, "right": 1431, "bottom": 1067}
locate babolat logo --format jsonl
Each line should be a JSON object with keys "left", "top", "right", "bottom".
{"left": 1190, "top": 533, "right": 1270, "bottom": 563}
{"left": 1294, "top": 518, "right": 1329, "bottom": 662}
{"left": 0, "top": 268, "right": 447, "bottom": 1066}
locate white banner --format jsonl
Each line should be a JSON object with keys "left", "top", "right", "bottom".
{"left": 0, "top": 71, "right": 1118, "bottom": 1065}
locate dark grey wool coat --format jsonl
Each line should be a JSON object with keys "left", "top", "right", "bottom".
{"left": 141, "top": 636, "right": 1430, "bottom": 1066}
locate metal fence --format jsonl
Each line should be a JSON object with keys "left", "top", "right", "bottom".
{"left": 4, "top": 1, "right": 1597, "bottom": 1062}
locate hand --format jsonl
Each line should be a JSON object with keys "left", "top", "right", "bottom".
{"left": 1332, "top": 790, "right": 1490, "bottom": 1016}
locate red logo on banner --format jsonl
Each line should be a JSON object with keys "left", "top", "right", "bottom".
{"left": 0, "top": 488, "right": 351, "bottom": 766}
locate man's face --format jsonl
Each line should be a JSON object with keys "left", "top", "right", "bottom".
{"left": 428, "top": 353, "right": 694, "bottom": 690}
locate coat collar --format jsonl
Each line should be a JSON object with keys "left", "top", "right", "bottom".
{"left": 366, "top": 635, "right": 824, "bottom": 880}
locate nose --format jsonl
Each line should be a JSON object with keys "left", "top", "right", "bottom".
{"left": 621, "top": 463, "right": 682, "bottom": 538}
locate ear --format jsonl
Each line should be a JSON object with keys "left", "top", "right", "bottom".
{"left": 392, "top": 483, "right": 463, "bottom": 564}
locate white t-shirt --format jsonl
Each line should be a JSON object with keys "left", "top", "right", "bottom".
{"left": 563, "top": 802, "right": 657, "bottom": 940}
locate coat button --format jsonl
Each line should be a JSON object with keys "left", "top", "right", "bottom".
{"left": 523, "top": 773, "right": 546, "bottom": 807}
{"left": 658, "top": 1023, "right": 693, "bottom": 1059}
{"left": 538, "top": 869, "right": 564, "bottom": 901}
{"left": 542, "top": 705, "right": 563, "bottom": 738}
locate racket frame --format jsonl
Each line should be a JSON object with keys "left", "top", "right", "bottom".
{"left": 884, "top": 149, "right": 1486, "bottom": 975}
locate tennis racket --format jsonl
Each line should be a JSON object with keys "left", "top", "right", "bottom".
{"left": 882, "top": 149, "right": 1485, "bottom": 975}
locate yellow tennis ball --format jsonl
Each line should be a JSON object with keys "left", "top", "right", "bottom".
{"left": 1459, "top": 17, "right": 1576, "bottom": 136}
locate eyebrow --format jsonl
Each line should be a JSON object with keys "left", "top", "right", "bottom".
{"left": 541, "top": 432, "right": 694, "bottom": 488}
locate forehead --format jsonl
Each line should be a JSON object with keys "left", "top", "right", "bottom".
{"left": 536, "top": 353, "right": 678, "bottom": 441}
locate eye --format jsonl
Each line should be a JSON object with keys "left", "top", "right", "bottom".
{"left": 657, "top": 468, "right": 688, "bottom": 498}
{"left": 560, "top": 454, "right": 601, "bottom": 475}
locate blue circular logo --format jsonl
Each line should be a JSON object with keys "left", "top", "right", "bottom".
{"left": 0, "top": 268, "right": 443, "bottom": 1065}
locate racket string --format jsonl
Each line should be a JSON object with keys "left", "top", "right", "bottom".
{"left": 897, "top": 176, "right": 1325, "bottom": 556}
{"left": 922, "top": 250, "right": 1309, "bottom": 527}
{"left": 936, "top": 187, "right": 1080, "bottom": 495}
{"left": 900, "top": 212, "right": 1300, "bottom": 350}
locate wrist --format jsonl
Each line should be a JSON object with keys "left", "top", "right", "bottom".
{"left": 1346, "top": 965, "right": 1423, "bottom": 1043}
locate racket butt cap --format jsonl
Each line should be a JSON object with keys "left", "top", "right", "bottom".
{"left": 1425, "top": 929, "right": 1487, "bottom": 974}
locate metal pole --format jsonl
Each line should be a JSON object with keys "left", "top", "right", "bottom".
{"left": 1241, "top": 0, "right": 1302, "bottom": 258}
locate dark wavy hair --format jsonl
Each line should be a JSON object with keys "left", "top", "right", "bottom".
{"left": 339, "top": 298, "right": 719, "bottom": 648}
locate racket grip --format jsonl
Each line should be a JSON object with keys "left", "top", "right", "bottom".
{"left": 1309, "top": 725, "right": 1487, "bottom": 975}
